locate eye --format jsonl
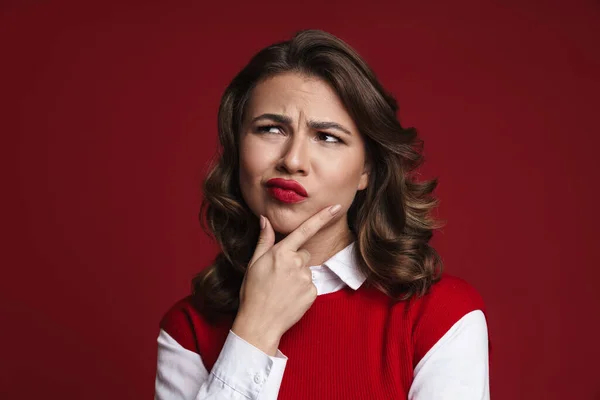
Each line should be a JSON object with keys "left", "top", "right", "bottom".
{"left": 316, "top": 132, "right": 342, "bottom": 143}
{"left": 255, "top": 125, "right": 283, "bottom": 135}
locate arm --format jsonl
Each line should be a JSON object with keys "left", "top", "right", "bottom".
{"left": 155, "top": 208, "right": 337, "bottom": 399}
{"left": 408, "top": 310, "right": 490, "bottom": 400}
{"left": 155, "top": 329, "right": 288, "bottom": 400}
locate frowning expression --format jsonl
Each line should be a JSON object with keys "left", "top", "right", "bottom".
{"left": 238, "top": 72, "right": 369, "bottom": 235}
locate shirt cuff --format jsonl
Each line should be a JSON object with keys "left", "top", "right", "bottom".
{"left": 210, "top": 330, "right": 288, "bottom": 399}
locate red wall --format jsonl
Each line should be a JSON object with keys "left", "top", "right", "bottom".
{"left": 2, "top": 1, "right": 599, "bottom": 399}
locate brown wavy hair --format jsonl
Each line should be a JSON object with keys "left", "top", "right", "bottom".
{"left": 192, "top": 29, "right": 445, "bottom": 321}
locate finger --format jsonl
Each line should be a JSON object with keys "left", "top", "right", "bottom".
{"left": 249, "top": 215, "right": 275, "bottom": 267}
{"left": 280, "top": 204, "right": 341, "bottom": 251}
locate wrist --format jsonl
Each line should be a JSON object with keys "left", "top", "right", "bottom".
{"left": 231, "top": 315, "right": 282, "bottom": 356}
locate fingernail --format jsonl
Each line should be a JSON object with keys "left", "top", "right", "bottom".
{"left": 329, "top": 204, "right": 341, "bottom": 215}
{"left": 260, "top": 215, "right": 266, "bottom": 230}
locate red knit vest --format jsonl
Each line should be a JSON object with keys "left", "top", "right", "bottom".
{"left": 161, "top": 274, "right": 487, "bottom": 399}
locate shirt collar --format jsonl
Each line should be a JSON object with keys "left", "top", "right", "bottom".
{"left": 314, "top": 241, "right": 367, "bottom": 290}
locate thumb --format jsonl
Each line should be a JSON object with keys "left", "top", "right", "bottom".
{"left": 249, "top": 215, "right": 275, "bottom": 267}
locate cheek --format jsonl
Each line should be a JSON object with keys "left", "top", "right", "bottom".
{"left": 319, "top": 156, "right": 364, "bottom": 190}
{"left": 238, "top": 137, "right": 275, "bottom": 200}
{"left": 239, "top": 136, "right": 283, "bottom": 177}
{"left": 239, "top": 139, "right": 263, "bottom": 178}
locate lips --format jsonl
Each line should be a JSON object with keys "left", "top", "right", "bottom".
{"left": 266, "top": 178, "right": 308, "bottom": 203}
{"left": 266, "top": 178, "right": 308, "bottom": 197}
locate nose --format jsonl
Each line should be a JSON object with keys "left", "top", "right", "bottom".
{"left": 277, "top": 133, "right": 310, "bottom": 175}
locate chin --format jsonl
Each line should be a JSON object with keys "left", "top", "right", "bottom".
{"left": 263, "top": 205, "right": 314, "bottom": 234}
{"left": 268, "top": 216, "right": 302, "bottom": 236}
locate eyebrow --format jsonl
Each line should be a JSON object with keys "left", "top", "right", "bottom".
{"left": 250, "top": 113, "right": 353, "bottom": 136}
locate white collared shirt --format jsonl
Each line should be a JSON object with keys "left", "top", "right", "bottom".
{"left": 155, "top": 242, "right": 490, "bottom": 399}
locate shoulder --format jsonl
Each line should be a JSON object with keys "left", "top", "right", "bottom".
{"left": 159, "top": 296, "right": 201, "bottom": 353}
{"left": 409, "top": 274, "right": 487, "bottom": 363}
{"left": 159, "top": 295, "right": 234, "bottom": 354}
{"left": 159, "top": 296, "right": 198, "bottom": 333}
{"left": 421, "top": 273, "right": 486, "bottom": 313}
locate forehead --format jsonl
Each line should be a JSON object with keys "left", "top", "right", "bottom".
{"left": 245, "top": 72, "right": 357, "bottom": 130}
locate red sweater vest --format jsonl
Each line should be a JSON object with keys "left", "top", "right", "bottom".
{"left": 161, "top": 274, "right": 487, "bottom": 399}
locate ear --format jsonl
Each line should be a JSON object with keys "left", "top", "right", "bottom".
{"left": 357, "top": 162, "right": 370, "bottom": 191}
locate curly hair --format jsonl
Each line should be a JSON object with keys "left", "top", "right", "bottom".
{"left": 192, "top": 29, "right": 445, "bottom": 322}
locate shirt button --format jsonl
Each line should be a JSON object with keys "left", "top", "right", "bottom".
{"left": 311, "top": 272, "right": 316, "bottom": 280}
{"left": 254, "top": 373, "right": 263, "bottom": 384}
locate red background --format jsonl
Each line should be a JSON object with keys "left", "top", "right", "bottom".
{"left": 2, "top": 1, "right": 599, "bottom": 399}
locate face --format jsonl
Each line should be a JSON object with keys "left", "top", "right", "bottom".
{"left": 238, "top": 72, "right": 369, "bottom": 236}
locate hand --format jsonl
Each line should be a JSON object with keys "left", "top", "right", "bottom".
{"left": 231, "top": 204, "right": 342, "bottom": 356}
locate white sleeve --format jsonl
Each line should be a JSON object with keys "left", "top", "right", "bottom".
{"left": 408, "top": 310, "right": 490, "bottom": 400}
{"left": 155, "top": 329, "right": 288, "bottom": 400}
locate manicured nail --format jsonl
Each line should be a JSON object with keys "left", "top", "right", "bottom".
{"left": 260, "top": 215, "right": 266, "bottom": 230}
{"left": 329, "top": 204, "right": 341, "bottom": 215}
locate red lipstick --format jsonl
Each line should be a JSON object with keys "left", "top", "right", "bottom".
{"left": 266, "top": 178, "right": 308, "bottom": 204}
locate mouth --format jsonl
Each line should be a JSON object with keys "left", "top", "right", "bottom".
{"left": 266, "top": 178, "right": 308, "bottom": 204}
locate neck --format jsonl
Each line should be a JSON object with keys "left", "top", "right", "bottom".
{"left": 275, "top": 216, "right": 355, "bottom": 266}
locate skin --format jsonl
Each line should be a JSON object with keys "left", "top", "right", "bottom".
{"left": 231, "top": 72, "right": 371, "bottom": 355}
{"left": 238, "top": 72, "right": 370, "bottom": 266}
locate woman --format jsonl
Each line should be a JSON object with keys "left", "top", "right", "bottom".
{"left": 155, "top": 29, "right": 490, "bottom": 399}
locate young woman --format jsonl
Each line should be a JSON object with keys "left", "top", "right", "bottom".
{"left": 155, "top": 29, "right": 490, "bottom": 400}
